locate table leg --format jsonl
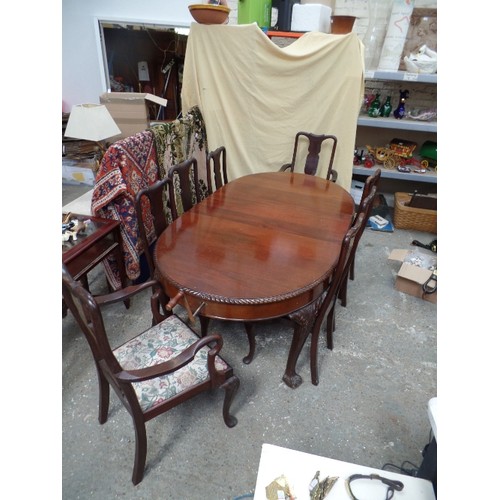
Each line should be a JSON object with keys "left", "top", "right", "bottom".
{"left": 282, "top": 302, "right": 317, "bottom": 388}
{"left": 199, "top": 315, "right": 210, "bottom": 336}
{"left": 242, "top": 322, "right": 256, "bottom": 364}
{"left": 112, "top": 227, "right": 130, "bottom": 309}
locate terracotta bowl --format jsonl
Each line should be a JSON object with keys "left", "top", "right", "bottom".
{"left": 188, "top": 4, "right": 230, "bottom": 25}
{"left": 331, "top": 15, "right": 356, "bottom": 34}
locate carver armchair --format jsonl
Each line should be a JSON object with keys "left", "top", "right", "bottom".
{"left": 280, "top": 131, "right": 338, "bottom": 182}
{"left": 62, "top": 264, "right": 239, "bottom": 485}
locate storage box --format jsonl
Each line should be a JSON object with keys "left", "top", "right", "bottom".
{"left": 388, "top": 248, "right": 437, "bottom": 304}
{"left": 291, "top": 3, "right": 332, "bottom": 33}
{"left": 393, "top": 192, "right": 437, "bottom": 233}
{"left": 99, "top": 92, "right": 168, "bottom": 140}
{"left": 350, "top": 179, "right": 364, "bottom": 205}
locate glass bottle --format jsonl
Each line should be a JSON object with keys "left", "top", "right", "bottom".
{"left": 381, "top": 95, "right": 392, "bottom": 117}
{"left": 368, "top": 93, "right": 381, "bottom": 117}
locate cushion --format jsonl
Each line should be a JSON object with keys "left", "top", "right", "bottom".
{"left": 114, "top": 315, "right": 228, "bottom": 412}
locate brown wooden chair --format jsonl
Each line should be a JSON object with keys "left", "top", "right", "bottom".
{"left": 308, "top": 209, "right": 370, "bottom": 384}
{"left": 340, "top": 169, "right": 381, "bottom": 307}
{"left": 134, "top": 176, "right": 175, "bottom": 280}
{"left": 279, "top": 131, "right": 338, "bottom": 182}
{"left": 62, "top": 264, "right": 239, "bottom": 485}
{"left": 167, "top": 157, "right": 202, "bottom": 220}
{"left": 206, "top": 146, "right": 228, "bottom": 195}
{"left": 243, "top": 210, "right": 369, "bottom": 386}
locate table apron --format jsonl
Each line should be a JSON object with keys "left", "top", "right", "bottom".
{"left": 162, "top": 279, "right": 328, "bottom": 322}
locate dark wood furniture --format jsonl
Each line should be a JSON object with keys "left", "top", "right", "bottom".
{"left": 279, "top": 131, "right": 339, "bottom": 182}
{"left": 134, "top": 177, "right": 175, "bottom": 280}
{"left": 341, "top": 168, "right": 381, "bottom": 307}
{"left": 62, "top": 265, "right": 239, "bottom": 485}
{"left": 154, "top": 172, "right": 354, "bottom": 388}
{"left": 206, "top": 146, "right": 228, "bottom": 194}
{"left": 245, "top": 209, "right": 369, "bottom": 386}
{"left": 62, "top": 214, "right": 129, "bottom": 311}
{"left": 167, "top": 157, "right": 202, "bottom": 220}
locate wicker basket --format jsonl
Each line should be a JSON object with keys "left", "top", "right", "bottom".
{"left": 393, "top": 192, "right": 437, "bottom": 233}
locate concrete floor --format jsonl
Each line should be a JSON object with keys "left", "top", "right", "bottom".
{"left": 62, "top": 183, "right": 437, "bottom": 499}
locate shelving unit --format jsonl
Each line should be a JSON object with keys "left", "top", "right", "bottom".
{"left": 356, "top": 116, "right": 436, "bottom": 133}
{"left": 354, "top": 70, "right": 437, "bottom": 189}
{"left": 364, "top": 70, "right": 437, "bottom": 84}
{"left": 353, "top": 164, "right": 436, "bottom": 184}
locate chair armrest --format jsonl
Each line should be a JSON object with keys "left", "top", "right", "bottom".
{"left": 279, "top": 163, "right": 292, "bottom": 172}
{"left": 95, "top": 280, "right": 161, "bottom": 306}
{"left": 116, "top": 333, "right": 223, "bottom": 383}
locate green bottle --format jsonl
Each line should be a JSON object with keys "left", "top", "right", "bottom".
{"left": 368, "top": 94, "right": 381, "bottom": 117}
{"left": 381, "top": 96, "right": 392, "bottom": 117}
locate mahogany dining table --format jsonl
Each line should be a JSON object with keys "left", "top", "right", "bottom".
{"left": 154, "top": 171, "right": 354, "bottom": 388}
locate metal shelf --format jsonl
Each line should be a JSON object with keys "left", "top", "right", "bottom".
{"left": 356, "top": 70, "right": 437, "bottom": 187}
{"left": 364, "top": 70, "right": 437, "bottom": 84}
{"left": 357, "top": 116, "right": 437, "bottom": 133}
{"left": 352, "top": 165, "right": 437, "bottom": 184}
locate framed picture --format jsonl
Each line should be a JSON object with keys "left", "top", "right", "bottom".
{"left": 398, "top": 8, "right": 437, "bottom": 71}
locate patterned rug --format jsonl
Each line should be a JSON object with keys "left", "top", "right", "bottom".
{"left": 91, "top": 130, "right": 159, "bottom": 289}
{"left": 91, "top": 107, "right": 211, "bottom": 290}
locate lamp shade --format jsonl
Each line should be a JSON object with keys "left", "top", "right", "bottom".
{"left": 64, "top": 103, "right": 121, "bottom": 142}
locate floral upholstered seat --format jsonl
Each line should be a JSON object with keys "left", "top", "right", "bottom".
{"left": 114, "top": 315, "right": 229, "bottom": 412}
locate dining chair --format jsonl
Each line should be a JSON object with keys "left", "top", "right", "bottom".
{"left": 167, "top": 157, "right": 202, "bottom": 220}
{"left": 206, "top": 146, "right": 228, "bottom": 195}
{"left": 241, "top": 209, "right": 369, "bottom": 386}
{"left": 279, "top": 131, "right": 338, "bottom": 182}
{"left": 304, "top": 209, "right": 371, "bottom": 384}
{"left": 62, "top": 264, "right": 239, "bottom": 485}
{"left": 134, "top": 176, "right": 175, "bottom": 281}
{"left": 340, "top": 168, "right": 381, "bottom": 307}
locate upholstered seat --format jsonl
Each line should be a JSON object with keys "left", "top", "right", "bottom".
{"left": 114, "top": 315, "right": 230, "bottom": 411}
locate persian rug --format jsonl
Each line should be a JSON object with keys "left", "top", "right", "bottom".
{"left": 91, "top": 130, "right": 159, "bottom": 289}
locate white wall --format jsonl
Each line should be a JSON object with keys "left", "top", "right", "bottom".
{"left": 62, "top": 0, "right": 195, "bottom": 112}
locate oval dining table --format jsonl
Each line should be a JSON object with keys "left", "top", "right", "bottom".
{"left": 154, "top": 171, "right": 354, "bottom": 388}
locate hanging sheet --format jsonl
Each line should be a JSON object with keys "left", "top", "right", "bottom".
{"left": 181, "top": 23, "right": 365, "bottom": 192}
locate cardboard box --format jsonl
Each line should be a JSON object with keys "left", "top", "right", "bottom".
{"left": 388, "top": 248, "right": 437, "bottom": 304}
{"left": 99, "top": 92, "right": 168, "bottom": 140}
{"left": 62, "top": 158, "right": 97, "bottom": 186}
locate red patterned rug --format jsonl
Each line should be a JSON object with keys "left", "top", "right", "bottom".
{"left": 91, "top": 130, "right": 159, "bottom": 289}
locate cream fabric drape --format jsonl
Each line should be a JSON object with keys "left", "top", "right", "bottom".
{"left": 181, "top": 23, "right": 365, "bottom": 192}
